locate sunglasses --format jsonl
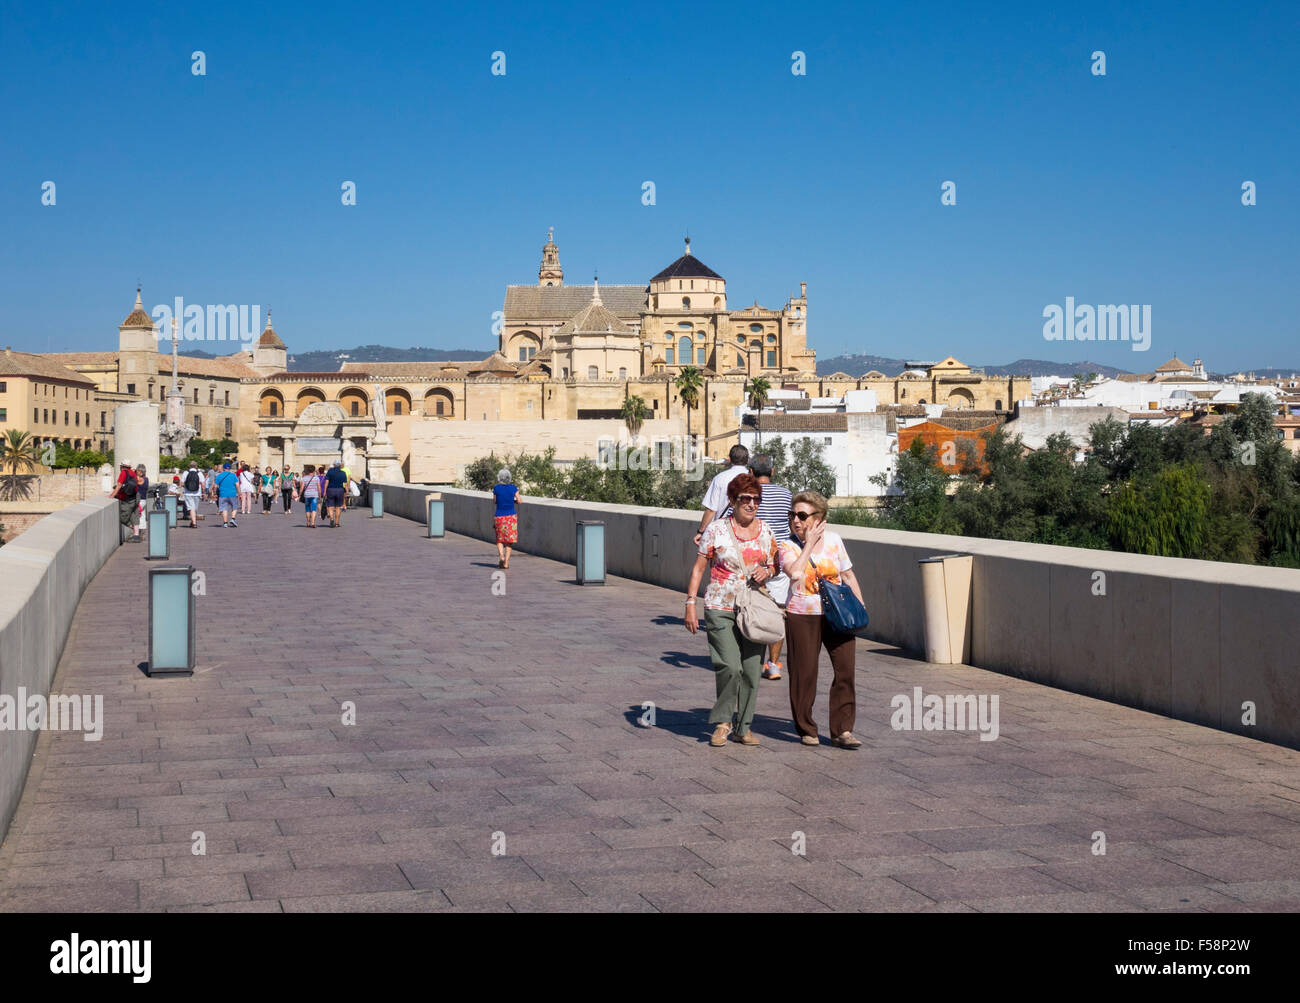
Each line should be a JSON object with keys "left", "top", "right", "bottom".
{"left": 735, "top": 495, "right": 760, "bottom": 505}
{"left": 788, "top": 511, "right": 815, "bottom": 521}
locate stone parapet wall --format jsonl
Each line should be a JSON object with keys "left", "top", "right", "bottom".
{"left": 0, "top": 496, "right": 120, "bottom": 842}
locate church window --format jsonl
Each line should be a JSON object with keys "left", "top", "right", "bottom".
{"left": 209, "top": 389, "right": 214, "bottom": 404}
{"left": 350, "top": 401, "right": 359, "bottom": 416}
{"left": 75, "top": 412, "right": 79, "bottom": 426}
{"left": 194, "top": 416, "right": 201, "bottom": 434}
{"left": 736, "top": 334, "right": 745, "bottom": 344}
{"left": 682, "top": 297, "right": 690, "bottom": 309}
{"left": 193, "top": 389, "right": 198, "bottom": 403}
{"left": 127, "top": 383, "right": 136, "bottom": 395}
{"left": 270, "top": 400, "right": 279, "bottom": 416}
{"left": 697, "top": 347, "right": 706, "bottom": 365}
{"left": 665, "top": 348, "right": 674, "bottom": 365}
{"left": 678, "top": 337, "right": 691, "bottom": 362}
{"left": 737, "top": 354, "right": 744, "bottom": 367}
{"left": 767, "top": 334, "right": 776, "bottom": 343}
{"left": 750, "top": 324, "right": 763, "bottom": 333}
{"left": 519, "top": 347, "right": 528, "bottom": 362}
{"left": 995, "top": 399, "right": 1003, "bottom": 411}
{"left": 619, "top": 367, "right": 627, "bottom": 380}
{"left": 901, "top": 389, "right": 907, "bottom": 398}
{"left": 767, "top": 351, "right": 776, "bottom": 368}
{"left": 224, "top": 418, "right": 232, "bottom": 436}
{"left": 677, "top": 322, "right": 692, "bottom": 329}
{"left": 436, "top": 401, "right": 445, "bottom": 416}
{"left": 588, "top": 366, "right": 599, "bottom": 379}
{"left": 392, "top": 400, "right": 403, "bottom": 415}
{"left": 224, "top": 390, "right": 230, "bottom": 406}
{"left": 100, "top": 412, "right": 106, "bottom": 428}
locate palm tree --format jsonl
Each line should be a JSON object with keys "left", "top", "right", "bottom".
{"left": 745, "top": 376, "right": 772, "bottom": 444}
{"left": 620, "top": 394, "right": 651, "bottom": 439}
{"left": 674, "top": 367, "right": 704, "bottom": 443}
{"left": 1, "top": 429, "right": 41, "bottom": 501}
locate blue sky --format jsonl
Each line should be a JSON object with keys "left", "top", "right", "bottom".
{"left": 2, "top": 0, "right": 1297, "bottom": 371}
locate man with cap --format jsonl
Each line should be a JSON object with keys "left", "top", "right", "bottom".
{"left": 213, "top": 461, "right": 240, "bottom": 527}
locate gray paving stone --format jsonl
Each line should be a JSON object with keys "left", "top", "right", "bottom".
{"left": 4, "top": 518, "right": 1300, "bottom": 913}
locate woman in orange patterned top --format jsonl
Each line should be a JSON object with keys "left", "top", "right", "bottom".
{"left": 779, "top": 490, "right": 865, "bottom": 749}
{"left": 684, "top": 473, "right": 778, "bottom": 748}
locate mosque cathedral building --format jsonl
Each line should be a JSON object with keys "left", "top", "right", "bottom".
{"left": 12, "top": 233, "right": 1026, "bottom": 482}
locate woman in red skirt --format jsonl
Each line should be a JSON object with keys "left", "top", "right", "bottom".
{"left": 492, "top": 467, "right": 522, "bottom": 569}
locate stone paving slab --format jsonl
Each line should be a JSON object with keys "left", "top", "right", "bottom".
{"left": 2, "top": 507, "right": 1300, "bottom": 911}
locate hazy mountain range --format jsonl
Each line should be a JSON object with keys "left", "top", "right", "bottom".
{"left": 174, "top": 344, "right": 1295, "bottom": 380}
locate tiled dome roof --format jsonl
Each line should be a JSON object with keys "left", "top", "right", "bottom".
{"left": 651, "top": 238, "right": 723, "bottom": 282}
{"left": 121, "top": 289, "right": 154, "bottom": 328}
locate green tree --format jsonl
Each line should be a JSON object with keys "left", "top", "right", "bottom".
{"left": 1, "top": 429, "right": 41, "bottom": 500}
{"left": 872, "top": 438, "right": 960, "bottom": 534}
{"left": 1107, "top": 463, "right": 1209, "bottom": 558}
{"left": 761, "top": 435, "right": 836, "bottom": 496}
{"left": 620, "top": 395, "right": 651, "bottom": 438}
{"left": 674, "top": 367, "right": 704, "bottom": 441}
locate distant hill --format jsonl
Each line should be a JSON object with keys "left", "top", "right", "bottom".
{"left": 815, "top": 353, "right": 1131, "bottom": 379}
{"left": 285, "top": 344, "right": 489, "bottom": 372}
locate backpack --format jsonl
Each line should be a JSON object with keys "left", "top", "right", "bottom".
{"left": 185, "top": 470, "right": 201, "bottom": 492}
{"left": 119, "top": 475, "right": 138, "bottom": 501}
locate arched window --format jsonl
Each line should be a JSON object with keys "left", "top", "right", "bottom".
{"left": 682, "top": 297, "right": 690, "bottom": 309}
{"left": 767, "top": 334, "right": 776, "bottom": 344}
{"left": 618, "top": 367, "right": 627, "bottom": 380}
{"left": 678, "top": 336, "right": 691, "bottom": 362}
{"left": 995, "top": 399, "right": 1003, "bottom": 411}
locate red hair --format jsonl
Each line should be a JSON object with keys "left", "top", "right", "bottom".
{"left": 727, "top": 473, "right": 762, "bottom": 505}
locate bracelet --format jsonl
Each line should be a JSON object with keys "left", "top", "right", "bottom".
{"left": 684, "top": 598, "right": 696, "bottom": 604}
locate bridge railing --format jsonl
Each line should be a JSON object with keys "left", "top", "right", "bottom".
{"left": 0, "top": 496, "right": 119, "bottom": 842}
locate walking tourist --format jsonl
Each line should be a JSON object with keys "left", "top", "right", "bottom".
{"left": 684, "top": 473, "right": 778, "bottom": 747}
{"left": 261, "top": 468, "right": 275, "bottom": 513}
{"left": 693, "top": 444, "right": 750, "bottom": 546}
{"left": 300, "top": 464, "right": 321, "bottom": 527}
{"left": 183, "top": 461, "right": 203, "bottom": 528}
{"left": 135, "top": 465, "right": 150, "bottom": 529}
{"left": 238, "top": 464, "right": 255, "bottom": 514}
{"left": 113, "top": 462, "right": 141, "bottom": 542}
{"left": 281, "top": 467, "right": 296, "bottom": 513}
{"left": 492, "top": 468, "right": 521, "bottom": 569}
{"left": 780, "top": 490, "right": 865, "bottom": 749}
{"left": 324, "top": 461, "right": 348, "bottom": 527}
{"left": 214, "top": 461, "right": 239, "bottom": 527}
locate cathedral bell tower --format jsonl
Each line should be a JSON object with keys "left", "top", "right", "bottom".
{"left": 538, "top": 227, "right": 563, "bottom": 287}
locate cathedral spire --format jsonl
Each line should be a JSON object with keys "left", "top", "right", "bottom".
{"left": 539, "top": 227, "right": 563, "bottom": 287}
{"left": 592, "top": 274, "right": 601, "bottom": 305}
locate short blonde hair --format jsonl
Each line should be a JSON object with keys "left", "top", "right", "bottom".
{"left": 790, "top": 490, "right": 828, "bottom": 522}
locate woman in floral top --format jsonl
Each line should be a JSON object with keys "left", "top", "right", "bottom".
{"left": 684, "top": 473, "right": 778, "bottom": 747}
{"left": 779, "top": 490, "right": 866, "bottom": 750}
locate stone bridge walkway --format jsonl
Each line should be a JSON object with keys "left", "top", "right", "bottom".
{"left": 2, "top": 504, "right": 1300, "bottom": 912}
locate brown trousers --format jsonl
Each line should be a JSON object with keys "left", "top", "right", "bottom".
{"left": 785, "top": 612, "right": 857, "bottom": 738}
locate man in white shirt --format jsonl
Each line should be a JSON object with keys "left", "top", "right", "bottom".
{"left": 693, "top": 444, "right": 750, "bottom": 546}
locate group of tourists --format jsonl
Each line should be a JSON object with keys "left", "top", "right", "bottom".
{"left": 108, "top": 459, "right": 365, "bottom": 533}
{"left": 687, "top": 445, "right": 867, "bottom": 751}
